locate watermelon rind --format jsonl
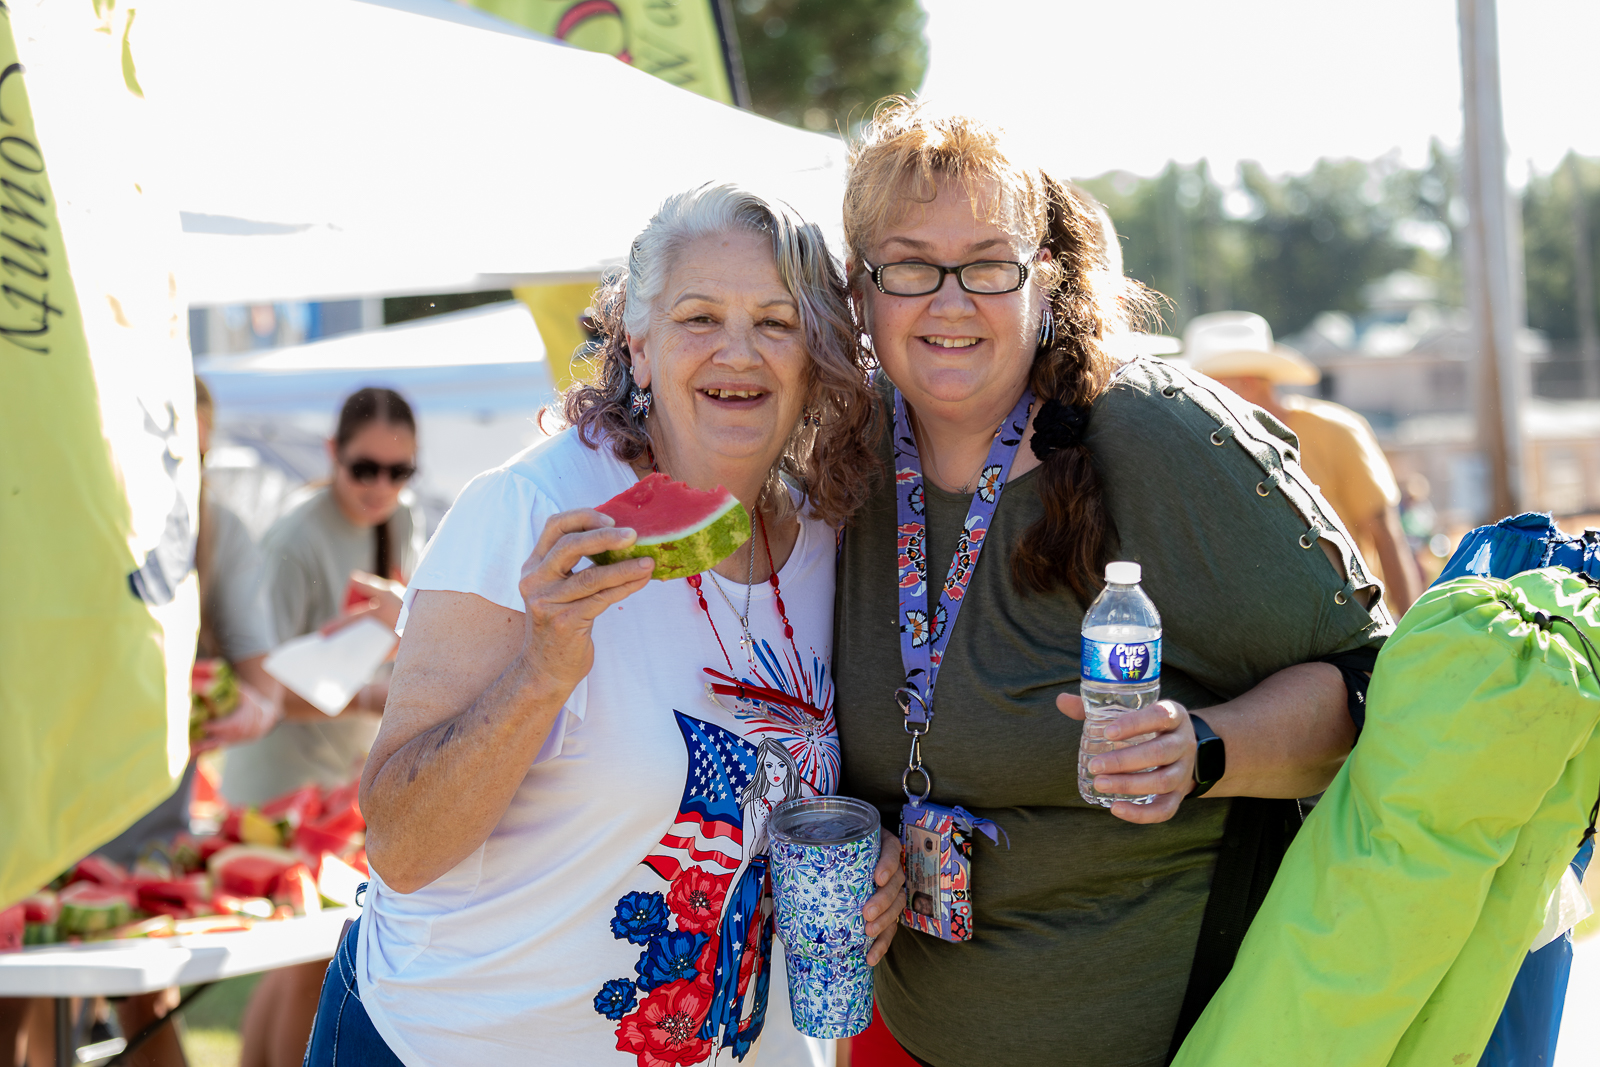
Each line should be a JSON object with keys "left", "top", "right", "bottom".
{"left": 58, "top": 884, "right": 134, "bottom": 936}
{"left": 588, "top": 500, "right": 752, "bottom": 581}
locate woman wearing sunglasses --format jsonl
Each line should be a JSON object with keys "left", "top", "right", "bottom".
{"left": 221, "top": 386, "right": 424, "bottom": 1067}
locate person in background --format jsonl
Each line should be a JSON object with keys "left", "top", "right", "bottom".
{"left": 224, "top": 386, "right": 422, "bottom": 1067}
{"left": 1185, "top": 311, "right": 1423, "bottom": 615}
{"left": 0, "top": 378, "right": 282, "bottom": 1067}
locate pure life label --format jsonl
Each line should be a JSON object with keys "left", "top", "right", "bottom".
{"left": 1081, "top": 638, "right": 1162, "bottom": 683}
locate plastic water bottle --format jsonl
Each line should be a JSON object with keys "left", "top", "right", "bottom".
{"left": 1078, "top": 561, "right": 1162, "bottom": 808}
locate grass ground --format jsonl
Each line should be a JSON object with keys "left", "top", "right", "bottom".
{"left": 176, "top": 973, "right": 259, "bottom": 1067}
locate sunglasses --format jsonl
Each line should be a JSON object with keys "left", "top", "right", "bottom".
{"left": 343, "top": 457, "right": 417, "bottom": 484}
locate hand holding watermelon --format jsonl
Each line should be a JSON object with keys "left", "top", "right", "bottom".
{"left": 197, "top": 677, "right": 281, "bottom": 750}
{"left": 513, "top": 507, "right": 656, "bottom": 695}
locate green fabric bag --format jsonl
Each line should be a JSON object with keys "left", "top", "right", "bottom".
{"left": 1172, "top": 568, "right": 1600, "bottom": 1067}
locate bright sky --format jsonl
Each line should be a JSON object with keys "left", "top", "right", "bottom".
{"left": 919, "top": 0, "right": 1600, "bottom": 184}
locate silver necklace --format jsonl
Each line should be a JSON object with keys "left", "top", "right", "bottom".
{"left": 706, "top": 533, "right": 758, "bottom": 658}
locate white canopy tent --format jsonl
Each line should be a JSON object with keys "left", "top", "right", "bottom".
{"left": 195, "top": 302, "right": 555, "bottom": 532}
{"left": 134, "top": 0, "right": 849, "bottom": 306}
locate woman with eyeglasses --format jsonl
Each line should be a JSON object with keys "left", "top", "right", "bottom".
{"left": 831, "top": 101, "right": 1390, "bottom": 1067}
{"left": 222, "top": 386, "right": 423, "bottom": 1067}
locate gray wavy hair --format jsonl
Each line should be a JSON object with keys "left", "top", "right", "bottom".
{"left": 564, "top": 183, "right": 882, "bottom": 528}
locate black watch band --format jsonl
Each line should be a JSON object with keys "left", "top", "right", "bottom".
{"left": 1190, "top": 713, "right": 1226, "bottom": 798}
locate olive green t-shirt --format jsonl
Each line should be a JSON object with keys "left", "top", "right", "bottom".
{"left": 834, "top": 359, "right": 1389, "bottom": 1067}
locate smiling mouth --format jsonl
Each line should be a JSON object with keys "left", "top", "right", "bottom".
{"left": 921, "top": 336, "right": 980, "bottom": 349}
{"left": 702, "top": 387, "right": 767, "bottom": 400}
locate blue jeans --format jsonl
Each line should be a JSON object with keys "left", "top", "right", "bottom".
{"left": 303, "top": 919, "right": 406, "bottom": 1067}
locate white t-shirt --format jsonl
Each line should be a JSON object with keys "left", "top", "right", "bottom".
{"left": 359, "top": 429, "right": 842, "bottom": 1067}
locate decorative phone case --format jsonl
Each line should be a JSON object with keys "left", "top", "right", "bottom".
{"left": 899, "top": 801, "right": 974, "bottom": 942}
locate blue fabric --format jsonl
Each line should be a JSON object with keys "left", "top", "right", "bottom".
{"left": 303, "top": 919, "right": 405, "bottom": 1067}
{"left": 1436, "top": 513, "right": 1600, "bottom": 589}
{"left": 1442, "top": 516, "right": 1595, "bottom": 1067}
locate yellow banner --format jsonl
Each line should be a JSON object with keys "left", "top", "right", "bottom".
{"left": 0, "top": 3, "right": 199, "bottom": 907}
{"left": 468, "top": 0, "right": 736, "bottom": 104}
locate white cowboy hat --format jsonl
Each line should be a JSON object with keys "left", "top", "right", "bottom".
{"left": 1182, "top": 311, "right": 1320, "bottom": 386}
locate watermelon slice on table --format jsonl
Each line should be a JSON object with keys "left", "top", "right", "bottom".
{"left": 69, "top": 855, "right": 129, "bottom": 888}
{"left": 195, "top": 834, "right": 232, "bottom": 863}
{"left": 138, "top": 873, "right": 214, "bottom": 911}
{"left": 22, "top": 890, "right": 59, "bottom": 943}
{"left": 260, "top": 784, "right": 323, "bottom": 830}
{"left": 0, "top": 905, "right": 22, "bottom": 953}
{"left": 59, "top": 882, "right": 136, "bottom": 936}
{"left": 273, "top": 863, "right": 322, "bottom": 916}
{"left": 208, "top": 844, "right": 298, "bottom": 899}
{"left": 294, "top": 821, "right": 362, "bottom": 862}
{"left": 587, "top": 473, "right": 752, "bottom": 581}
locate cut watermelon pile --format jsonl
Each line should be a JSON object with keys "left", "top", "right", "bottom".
{"left": 588, "top": 472, "right": 752, "bottom": 581}
{"left": 11, "top": 777, "right": 368, "bottom": 945}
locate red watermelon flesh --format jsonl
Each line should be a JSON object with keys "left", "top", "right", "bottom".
{"left": 208, "top": 845, "right": 297, "bottom": 898}
{"left": 259, "top": 784, "right": 323, "bottom": 830}
{"left": 0, "top": 905, "right": 22, "bottom": 953}
{"left": 294, "top": 822, "right": 361, "bottom": 861}
{"left": 138, "top": 874, "right": 213, "bottom": 909}
{"left": 588, "top": 473, "right": 752, "bottom": 581}
{"left": 320, "top": 781, "right": 362, "bottom": 821}
{"left": 22, "top": 891, "right": 58, "bottom": 924}
{"left": 70, "top": 855, "right": 129, "bottom": 888}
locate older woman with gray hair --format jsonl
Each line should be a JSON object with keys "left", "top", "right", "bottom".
{"left": 301, "top": 184, "right": 903, "bottom": 1067}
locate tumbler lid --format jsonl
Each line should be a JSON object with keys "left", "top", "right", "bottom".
{"left": 769, "top": 796, "right": 880, "bottom": 846}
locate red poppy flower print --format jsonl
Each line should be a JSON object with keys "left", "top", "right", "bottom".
{"left": 666, "top": 868, "right": 727, "bottom": 936}
{"left": 615, "top": 980, "right": 715, "bottom": 1067}
{"left": 694, "top": 936, "right": 718, "bottom": 998}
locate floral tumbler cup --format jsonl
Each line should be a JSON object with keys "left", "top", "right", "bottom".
{"left": 768, "top": 795, "right": 880, "bottom": 1038}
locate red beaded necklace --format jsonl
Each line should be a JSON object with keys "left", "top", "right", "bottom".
{"left": 687, "top": 512, "right": 801, "bottom": 674}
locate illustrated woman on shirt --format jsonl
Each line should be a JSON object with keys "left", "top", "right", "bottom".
{"left": 740, "top": 737, "right": 804, "bottom": 860}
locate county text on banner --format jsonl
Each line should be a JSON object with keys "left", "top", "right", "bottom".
{"left": 0, "top": 1, "right": 199, "bottom": 909}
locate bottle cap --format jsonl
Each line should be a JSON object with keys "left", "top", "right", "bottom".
{"left": 1105, "top": 561, "right": 1141, "bottom": 585}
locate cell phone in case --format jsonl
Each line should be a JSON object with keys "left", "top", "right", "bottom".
{"left": 899, "top": 801, "right": 974, "bottom": 942}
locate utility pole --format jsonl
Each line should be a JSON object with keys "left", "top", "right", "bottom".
{"left": 1457, "top": 0, "right": 1524, "bottom": 520}
{"left": 1568, "top": 154, "right": 1600, "bottom": 398}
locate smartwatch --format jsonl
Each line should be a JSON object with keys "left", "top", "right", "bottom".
{"left": 1189, "top": 713, "right": 1226, "bottom": 798}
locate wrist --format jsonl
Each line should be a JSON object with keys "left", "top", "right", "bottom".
{"left": 1189, "top": 713, "right": 1226, "bottom": 798}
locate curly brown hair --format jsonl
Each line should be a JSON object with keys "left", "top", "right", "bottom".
{"left": 845, "top": 100, "right": 1159, "bottom": 601}
{"left": 563, "top": 184, "right": 882, "bottom": 529}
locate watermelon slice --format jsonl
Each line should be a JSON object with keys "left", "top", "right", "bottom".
{"left": 208, "top": 844, "right": 298, "bottom": 898}
{"left": 58, "top": 882, "right": 135, "bottom": 936}
{"left": 0, "top": 904, "right": 22, "bottom": 953}
{"left": 69, "top": 855, "right": 129, "bottom": 888}
{"left": 22, "top": 890, "right": 59, "bottom": 945}
{"left": 191, "top": 658, "right": 240, "bottom": 742}
{"left": 588, "top": 473, "right": 752, "bottom": 581}
{"left": 260, "top": 784, "right": 323, "bottom": 830}
{"left": 138, "top": 873, "right": 214, "bottom": 911}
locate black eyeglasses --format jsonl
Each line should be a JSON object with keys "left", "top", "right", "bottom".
{"left": 343, "top": 457, "right": 417, "bottom": 484}
{"left": 866, "top": 259, "right": 1031, "bottom": 297}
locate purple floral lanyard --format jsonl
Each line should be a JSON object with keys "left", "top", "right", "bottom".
{"left": 892, "top": 387, "right": 1034, "bottom": 806}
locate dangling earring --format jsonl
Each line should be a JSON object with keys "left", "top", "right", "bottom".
{"left": 802, "top": 408, "right": 822, "bottom": 428}
{"left": 630, "top": 382, "right": 652, "bottom": 420}
{"left": 1037, "top": 308, "right": 1057, "bottom": 352}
